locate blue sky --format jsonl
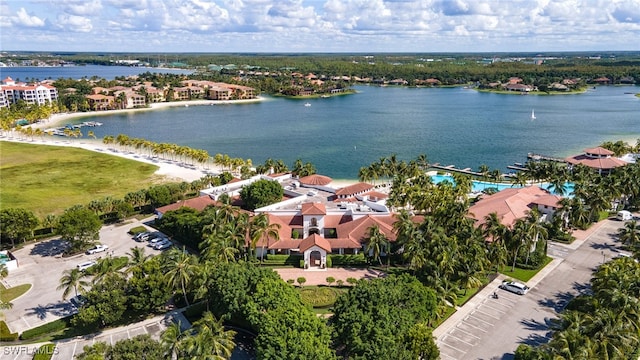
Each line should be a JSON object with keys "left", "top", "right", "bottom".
{"left": 1, "top": 0, "right": 639, "bottom": 53}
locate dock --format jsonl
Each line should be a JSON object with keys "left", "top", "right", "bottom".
{"left": 430, "top": 163, "right": 483, "bottom": 177}
{"left": 527, "top": 152, "right": 565, "bottom": 163}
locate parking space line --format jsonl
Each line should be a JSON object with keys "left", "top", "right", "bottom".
{"left": 71, "top": 341, "right": 77, "bottom": 358}
{"left": 474, "top": 308, "right": 501, "bottom": 320}
{"left": 451, "top": 326, "right": 481, "bottom": 339}
{"left": 439, "top": 338, "right": 468, "bottom": 352}
{"left": 480, "top": 303, "right": 507, "bottom": 314}
{"left": 439, "top": 352, "right": 457, "bottom": 360}
{"left": 457, "top": 321, "right": 488, "bottom": 332}
{"left": 444, "top": 332, "right": 475, "bottom": 347}
{"left": 465, "top": 313, "right": 492, "bottom": 325}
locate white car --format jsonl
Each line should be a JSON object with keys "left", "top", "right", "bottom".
{"left": 148, "top": 236, "right": 168, "bottom": 246}
{"left": 153, "top": 239, "right": 172, "bottom": 250}
{"left": 86, "top": 244, "right": 109, "bottom": 255}
{"left": 77, "top": 261, "right": 97, "bottom": 271}
{"left": 133, "top": 232, "right": 150, "bottom": 242}
{"left": 499, "top": 280, "right": 530, "bottom": 295}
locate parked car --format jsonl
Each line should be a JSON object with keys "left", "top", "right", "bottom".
{"left": 148, "top": 236, "right": 168, "bottom": 246}
{"left": 617, "top": 210, "right": 632, "bottom": 221}
{"left": 153, "top": 239, "right": 173, "bottom": 250}
{"left": 86, "top": 244, "right": 109, "bottom": 255}
{"left": 499, "top": 280, "right": 530, "bottom": 295}
{"left": 70, "top": 294, "right": 87, "bottom": 307}
{"left": 77, "top": 261, "right": 97, "bottom": 272}
{"left": 133, "top": 232, "right": 150, "bottom": 241}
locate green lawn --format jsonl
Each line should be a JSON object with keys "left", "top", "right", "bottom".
{"left": 0, "top": 283, "right": 32, "bottom": 303}
{"left": 0, "top": 141, "right": 162, "bottom": 217}
{"left": 500, "top": 256, "right": 554, "bottom": 283}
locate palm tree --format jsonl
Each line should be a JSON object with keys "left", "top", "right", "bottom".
{"left": 57, "top": 268, "right": 89, "bottom": 300}
{"left": 126, "top": 246, "right": 151, "bottom": 274}
{"left": 161, "top": 321, "right": 187, "bottom": 360}
{"left": 617, "top": 220, "right": 640, "bottom": 247}
{"left": 249, "top": 213, "right": 280, "bottom": 262}
{"left": 163, "top": 247, "right": 197, "bottom": 306}
{"left": 187, "top": 311, "right": 236, "bottom": 359}
{"left": 364, "top": 225, "right": 390, "bottom": 266}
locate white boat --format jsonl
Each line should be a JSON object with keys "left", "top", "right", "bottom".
{"left": 531, "top": 109, "right": 536, "bottom": 120}
{"left": 304, "top": 102, "right": 311, "bottom": 107}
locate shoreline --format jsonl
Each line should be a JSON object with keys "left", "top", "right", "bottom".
{"left": 33, "top": 97, "right": 265, "bottom": 129}
{"left": 0, "top": 136, "right": 364, "bottom": 186}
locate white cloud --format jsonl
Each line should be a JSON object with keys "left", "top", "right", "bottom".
{"left": 61, "top": 0, "right": 104, "bottom": 16}
{"left": 56, "top": 14, "right": 93, "bottom": 32}
{"left": 12, "top": 7, "right": 45, "bottom": 28}
{"left": 1, "top": 0, "right": 639, "bottom": 52}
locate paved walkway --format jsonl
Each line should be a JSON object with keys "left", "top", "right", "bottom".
{"left": 274, "top": 267, "right": 385, "bottom": 285}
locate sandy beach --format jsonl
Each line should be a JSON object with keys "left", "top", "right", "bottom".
{"left": 32, "top": 97, "right": 265, "bottom": 130}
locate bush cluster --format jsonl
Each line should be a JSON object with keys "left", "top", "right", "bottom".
{"left": 299, "top": 287, "right": 338, "bottom": 308}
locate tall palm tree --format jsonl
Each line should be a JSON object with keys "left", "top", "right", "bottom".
{"left": 364, "top": 225, "right": 390, "bottom": 266}
{"left": 163, "top": 247, "right": 198, "bottom": 306}
{"left": 249, "top": 213, "right": 280, "bottom": 262}
{"left": 617, "top": 220, "right": 640, "bottom": 247}
{"left": 57, "top": 268, "right": 89, "bottom": 299}
{"left": 161, "top": 321, "right": 187, "bottom": 360}
{"left": 126, "top": 246, "right": 151, "bottom": 274}
{"left": 186, "top": 311, "right": 236, "bottom": 359}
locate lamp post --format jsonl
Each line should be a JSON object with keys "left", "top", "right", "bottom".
{"left": 601, "top": 251, "right": 606, "bottom": 264}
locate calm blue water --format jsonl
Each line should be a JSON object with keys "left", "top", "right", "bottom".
{"left": 430, "top": 174, "right": 575, "bottom": 195}
{"left": 4, "top": 66, "right": 639, "bottom": 179}
{"left": 0, "top": 65, "right": 192, "bottom": 81}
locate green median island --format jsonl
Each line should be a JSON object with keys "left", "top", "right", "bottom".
{"left": 0, "top": 141, "right": 160, "bottom": 217}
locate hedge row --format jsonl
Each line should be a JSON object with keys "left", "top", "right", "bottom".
{"left": 329, "top": 253, "right": 367, "bottom": 266}
{"left": 20, "top": 317, "right": 70, "bottom": 340}
{"left": 0, "top": 320, "right": 18, "bottom": 342}
{"left": 128, "top": 226, "right": 148, "bottom": 235}
{"left": 262, "top": 254, "right": 303, "bottom": 266}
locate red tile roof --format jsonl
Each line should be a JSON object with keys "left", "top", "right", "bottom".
{"left": 565, "top": 154, "right": 627, "bottom": 170}
{"left": 335, "top": 182, "right": 374, "bottom": 196}
{"left": 468, "top": 187, "right": 560, "bottom": 228}
{"left": 155, "top": 195, "right": 218, "bottom": 214}
{"left": 299, "top": 234, "right": 332, "bottom": 252}
{"left": 299, "top": 174, "right": 332, "bottom": 185}
{"left": 584, "top": 146, "right": 614, "bottom": 156}
{"left": 301, "top": 202, "right": 326, "bottom": 215}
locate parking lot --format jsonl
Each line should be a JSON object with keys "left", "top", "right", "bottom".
{"left": 1, "top": 216, "right": 171, "bottom": 335}
{"left": 435, "top": 219, "right": 628, "bottom": 359}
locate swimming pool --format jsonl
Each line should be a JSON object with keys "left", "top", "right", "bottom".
{"left": 430, "top": 174, "right": 574, "bottom": 195}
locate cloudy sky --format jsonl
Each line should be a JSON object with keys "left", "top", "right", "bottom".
{"left": 1, "top": 0, "right": 639, "bottom": 53}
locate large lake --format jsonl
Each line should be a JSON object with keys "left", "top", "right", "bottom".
{"left": 3, "top": 66, "right": 639, "bottom": 179}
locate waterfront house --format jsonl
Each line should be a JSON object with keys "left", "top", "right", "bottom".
{"left": 85, "top": 94, "right": 114, "bottom": 111}
{"left": 565, "top": 147, "right": 627, "bottom": 175}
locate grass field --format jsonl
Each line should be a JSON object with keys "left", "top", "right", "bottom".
{"left": 1, "top": 283, "right": 32, "bottom": 303}
{"left": 0, "top": 141, "right": 162, "bottom": 217}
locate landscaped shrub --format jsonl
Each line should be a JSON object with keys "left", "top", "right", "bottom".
{"left": 20, "top": 317, "right": 70, "bottom": 340}
{"left": 325, "top": 256, "right": 332, "bottom": 268}
{"left": 299, "top": 287, "right": 338, "bottom": 308}
{"left": 33, "top": 343, "right": 56, "bottom": 360}
{"left": 0, "top": 320, "right": 18, "bottom": 342}
{"left": 262, "top": 254, "right": 302, "bottom": 266}
{"left": 299, "top": 259, "right": 305, "bottom": 268}
{"left": 329, "top": 253, "right": 367, "bottom": 266}
{"left": 128, "top": 226, "right": 147, "bottom": 235}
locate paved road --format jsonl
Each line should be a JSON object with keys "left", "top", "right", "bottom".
{"left": 1, "top": 217, "right": 166, "bottom": 335}
{"left": 436, "top": 219, "right": 626, "bottom": 360}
